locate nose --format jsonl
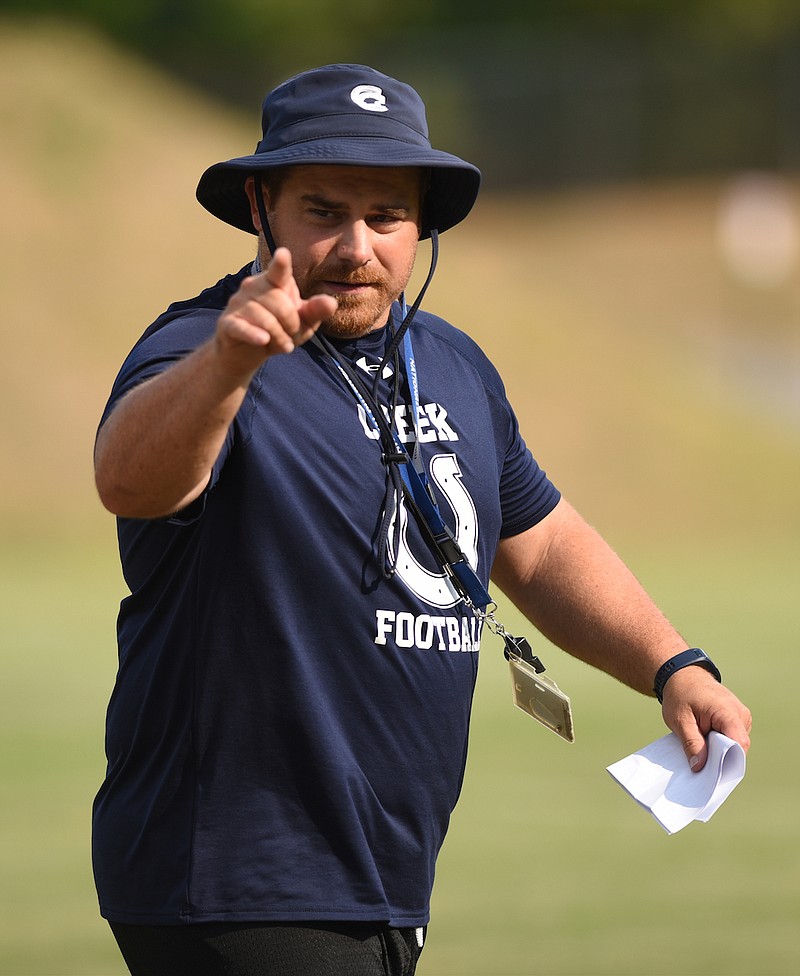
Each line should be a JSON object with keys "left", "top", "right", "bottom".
{"left": 337, "top": 220, "right": 373, "bottom": 265}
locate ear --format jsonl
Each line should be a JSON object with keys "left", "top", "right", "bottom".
{"left": 244, "top": 176, "right": 263, "bottom": 233}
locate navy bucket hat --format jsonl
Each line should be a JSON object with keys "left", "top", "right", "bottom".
{"left": 196, "top": 63, "right": 481, "bottom": 240}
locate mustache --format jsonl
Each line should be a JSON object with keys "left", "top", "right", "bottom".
{"left": 309, "top": 264, "right": 389, "bottom": 286}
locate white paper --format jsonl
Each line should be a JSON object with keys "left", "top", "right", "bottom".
{"left": 606, "top": 731, "right": 746, "bottom": 834}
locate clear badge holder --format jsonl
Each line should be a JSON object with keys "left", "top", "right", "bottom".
{"left": 473, "top": 606, "right": 575, "bottom": 743}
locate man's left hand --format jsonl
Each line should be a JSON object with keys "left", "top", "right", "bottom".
{"left": 661, "top": 666, "right": 752, "bottom": 771}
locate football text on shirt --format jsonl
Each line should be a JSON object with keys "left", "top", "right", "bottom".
{"left": 374, "top": 609, "right": 481, "bottom": 653}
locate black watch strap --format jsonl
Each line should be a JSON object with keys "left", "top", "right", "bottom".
{"left": 653, "top": 648, "right": 722, "bottom": 704}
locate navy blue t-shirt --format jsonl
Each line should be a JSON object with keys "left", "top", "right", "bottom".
{"left": 92, "top": 266, "right": 560, "bottom": 926}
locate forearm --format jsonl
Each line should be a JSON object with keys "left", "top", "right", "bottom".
{"left": 492, "top": 499, "right": 687, "bottom": 695}
{"left": 95, "top": 251, "right": 338, "bottom": 520}
{"left": 492, "top": 498, "right": 752, "bottom": 767}
{"left": 94, "top": 339, "right": 250, "bottom": 519}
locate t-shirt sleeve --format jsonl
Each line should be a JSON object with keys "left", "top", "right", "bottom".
{"left": 426, "top": 316, "right": 561, "bottom": 539}
{"left": 498, "top": 412, "right": 560, "bottom": 537}
{"left": 97, "top": 309, "right": 233, "bottom": 521}
{"left": 99, "top": 309, "right": 217, "bottom": 423}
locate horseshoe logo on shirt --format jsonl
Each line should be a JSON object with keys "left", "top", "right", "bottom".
{"left": 389, "top": 453, "right": 479, "bottom": 609}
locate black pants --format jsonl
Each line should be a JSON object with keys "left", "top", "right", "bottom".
{"left": 109, "top": 920, "right": 426, "bottom": 976}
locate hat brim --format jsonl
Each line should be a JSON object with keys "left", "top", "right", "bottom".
{"left": 195, "top": 138, "right": 481, "bottom": 239}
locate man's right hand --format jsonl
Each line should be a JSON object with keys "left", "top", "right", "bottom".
{"left": 215, "top": 247, "right": 338, "bottom": 381}
{"left": 96, "top": 248, "right": 337, "bottom": 519}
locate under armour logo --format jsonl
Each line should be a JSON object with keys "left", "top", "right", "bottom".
{"left": 356, "top": 356, "right": 393, "bottom": 379}
{"left": 350, "top": 84, "right": 388, "bottom": 113}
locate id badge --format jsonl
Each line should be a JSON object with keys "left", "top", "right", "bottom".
{"left": 508, "top": 651, "right": 575, "bottom": 743}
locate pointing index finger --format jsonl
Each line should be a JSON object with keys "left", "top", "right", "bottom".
{"left": 264, "top": 247, "right": 294, "bottom": 289}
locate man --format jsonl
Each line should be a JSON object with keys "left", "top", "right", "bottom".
{"left": 93, "top": 64, "right": 751, "bottom": 976}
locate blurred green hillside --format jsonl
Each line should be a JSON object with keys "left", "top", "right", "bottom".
{"left": 1, "top": 18, "right": 799, "bottom": 976}
{"left": 5, "top": 2, "right": 800, "bottom": 187}
{"left": 2, "top": 16, "right": 798, "bottom": 553}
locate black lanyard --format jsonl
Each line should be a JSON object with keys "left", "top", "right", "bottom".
{"left": 311, "top": 311, "right": 492, "bottom": 610}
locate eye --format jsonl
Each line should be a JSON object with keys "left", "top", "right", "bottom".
{"left": 370, "top": 212, "right": 407, "bottom": 229}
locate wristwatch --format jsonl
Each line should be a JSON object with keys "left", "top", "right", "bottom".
{"left": 653, "top": 648, "right": 722, "bottom": 704}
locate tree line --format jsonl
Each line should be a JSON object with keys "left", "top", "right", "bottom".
{"left": 5, "top": 0, "right": 800, "bottom": 185}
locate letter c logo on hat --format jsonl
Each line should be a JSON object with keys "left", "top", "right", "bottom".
{"left": 350, "top": 85, "right": 388, "bottom": 112}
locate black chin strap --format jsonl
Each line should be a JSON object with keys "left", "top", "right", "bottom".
{"left": 373, "top": 229, "right": 438, "bottom": 402}
{"left": 254, "top": 179, "right": 278, "bottom": 256}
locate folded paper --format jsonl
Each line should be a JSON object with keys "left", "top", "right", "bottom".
{"left": 607, "top": 731, "right": 746, "bottom": 834}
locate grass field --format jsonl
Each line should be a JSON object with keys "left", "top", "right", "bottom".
{"left": 1, "top": 533, "right": 798, "bottom": 975}
{"left": 1, "top": 16, "right": 799, "bottom": 976}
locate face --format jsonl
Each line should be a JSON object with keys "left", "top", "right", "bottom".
{"left": 246, "top": 165, "right": 422, "bottom": 338}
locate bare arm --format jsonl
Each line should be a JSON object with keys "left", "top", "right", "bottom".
{"left": 491, "top": 498, "right": 752, "bottom": 769}
{"left": 95, "top": 249, "right": 336, "bottom": 519}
